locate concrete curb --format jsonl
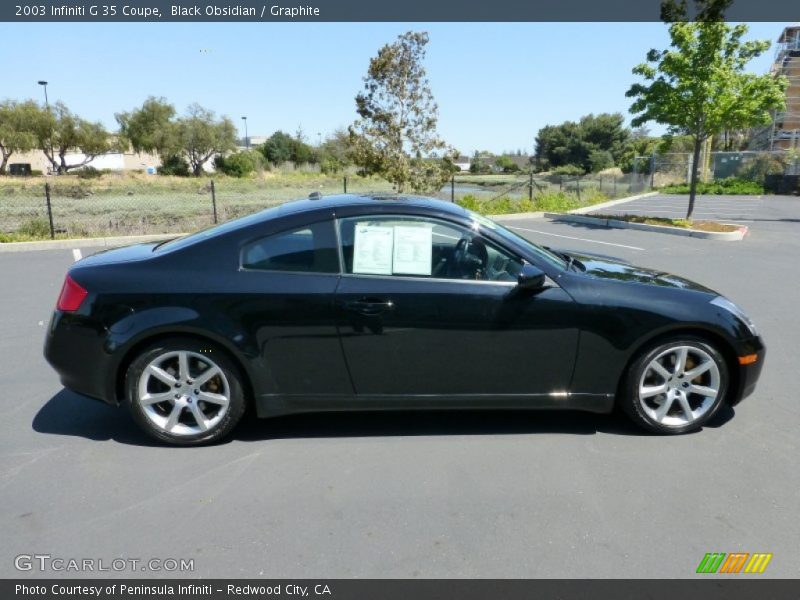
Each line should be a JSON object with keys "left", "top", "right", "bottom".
{"left": 544, "top": 213, "right": 748, "bottom": 241}
{"left": 0, "top": 233, "right": 180, "bottom": 253}
{"left": 489, "top": 211, "right": 545, "bottom": 221}
{"left": 568, "top": 191, "right": 659, "bottom": 214}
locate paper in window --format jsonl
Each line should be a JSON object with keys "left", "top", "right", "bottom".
{"left": 352, "top": 224, "right": 394, "bottom": 275}
{"left": 392, "top": 226, "right": 432, "bottom": 276}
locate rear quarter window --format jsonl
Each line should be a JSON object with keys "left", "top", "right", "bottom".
{"left": 241, "top": 221, "right": 339, "bottom": 274}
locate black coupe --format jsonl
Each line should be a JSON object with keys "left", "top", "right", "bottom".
{"left": 44, "top": 194, "right": 765, "bottom": 445}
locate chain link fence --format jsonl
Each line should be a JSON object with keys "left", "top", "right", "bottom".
{"left": 442, "top": 172, "right": 650, "bottom": 204}
{"left": 631, "top": 150, "right": 800, "bottom": 189}
{"left": 0, "top": 170, "right": 655, "bottom": 241}
{"left": 11, "top": 151, "right": 793, "bottom": 242}
{"left": 0, "top": 173, "right": 396, "bottom": 240}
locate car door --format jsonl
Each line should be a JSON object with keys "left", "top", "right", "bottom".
{"left": 233, "top": 219, "right": 353, "bottom": 397}
{"left": 334, "top": 214, "right": 579, "bottom": 398}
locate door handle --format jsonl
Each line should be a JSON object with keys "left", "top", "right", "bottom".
{"left": 343, "top": 298, "right": 395, "bottom": 316}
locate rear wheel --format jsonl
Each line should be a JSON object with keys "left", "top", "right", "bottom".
{"left": 125, "top": 338, "right": 246, "bottom": 445}
{"left": 622, "top": 337, "right": 728, "bottom": 434}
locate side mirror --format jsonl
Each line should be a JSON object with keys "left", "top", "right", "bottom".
{"left": 517, "top": 263, "right": 546, "bottom": 291}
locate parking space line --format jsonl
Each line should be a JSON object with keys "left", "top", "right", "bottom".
{"left": 72, "top": 249, "right": 82, "bottom": 262}
{"left": 621, "top": 206, "right": 759, "bottom": 211}
{"left": 508, "top": 226, "right": 645, "bottom": 251}
{"left": 598, "top": 210, "right": 757, "bottom": 216}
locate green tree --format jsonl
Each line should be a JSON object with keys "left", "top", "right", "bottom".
{"left": 291, "top": 139, "right": 316, "bottom": 166}
{"left": 174, "top": 104, "right": 237, "bottom": 177}
{"left": 115, "top": 97, "right": 177, "bottom": 157}
{"left": 469, "top": 151, "right": 493, "bottom": 174}
{"left": 260, "top": 131, "right": 294, "bottom": 164}
{"left": 618, "top": 135, "right": 660, "bottom": 173}
{"left": 32, "top": 102, "right": 113, "bottom": 174}
{"left": 258, "top": 130, "right": 315, "bottom": 167}
{"left": 588, "top": 149, "right": 614, "bottom": 173}
{"left": 349, "top": 31, "right": 456, "bottom": 193}
{"left": 495, "top": 155, "right": 520, "bottom": 173}
{"left": 580, "top": 113, "right": 630, "bottom": 162}
{"left": 0, "top": 100, "right": 39, "bottom": 174}
{"left": 534, "top": 113, "right": 629, "bottom": 173}
{"left": 626, "top": 0, "right": 787, "bottom": 218}
{"left": 318, "top": 128, "right": 353, "bottom": 174}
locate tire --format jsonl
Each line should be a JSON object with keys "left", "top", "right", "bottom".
{"left": 621, "top": 336, "right": 729, "bottom": 434}
{"left": 124, "top": 337, "right": 247, "bottom": 446}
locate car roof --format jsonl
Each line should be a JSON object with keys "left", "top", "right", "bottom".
{"left": 155, "top": 193, "right": 471, "bottom": 254}
{"left": 276, "top": 193, "right": 470, "bottom": 218}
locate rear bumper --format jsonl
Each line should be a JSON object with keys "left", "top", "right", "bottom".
{"left": 44, "top": 311, "right": 118, "bottom": 405}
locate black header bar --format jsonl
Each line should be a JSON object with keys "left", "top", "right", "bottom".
{"left": 2, "top": 0, "right": 799, "bottom": 22}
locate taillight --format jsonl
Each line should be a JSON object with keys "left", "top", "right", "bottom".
{"left": 56, "top": 274, "right": 88, "bottom": 312}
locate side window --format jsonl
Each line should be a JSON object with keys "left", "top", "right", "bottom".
{"left": 338, "top": 216, "right": 523, "bottom": 282}
{"left": 241, "top": 221, "right": 339, "bottom": 273}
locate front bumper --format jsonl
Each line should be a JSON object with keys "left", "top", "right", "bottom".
{"left": 729, "top": 335, "right": 766, "bottom": 406}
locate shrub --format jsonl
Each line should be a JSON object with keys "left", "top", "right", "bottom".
{"left": 76, "top": 166, "right": 103, "bottom": 179}
{"left": 457, "top": 190, "right": 609, "bottom": 216}
{"left": 660, "top": 177, "right": 764, "bottom": 195}
{"left": 158, "top": 155, "right": 191, "bottom": 177}
{"left": 320, "top": 156, "right": 344, "bottom": 175}
{"left": 469, "top": 160, "right": 492, "bottom": 175}
{"left": 17, "top": 217, "right": 51, "bottom": 238}
{"left": 551, "top": 164, "right": 585, "bottom": 177}
{"left": 736, "top": 154, "right": 785, "bottom": 182}
{"left": 214, "top": 151, "right": 262, "bottom": 178}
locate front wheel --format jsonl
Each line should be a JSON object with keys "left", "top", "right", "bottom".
{"left": 125, "top": 338, "right": 247, "bottom": 445}
{"left": 621, "top": 337, "right": 729, "bottom": 434}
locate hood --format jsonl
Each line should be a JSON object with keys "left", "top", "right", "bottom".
{"left": 563, "top": 250, "right": 717, "bottom": 294}
{"left": 74, "top": 242, "right": 161, "bottom": 267}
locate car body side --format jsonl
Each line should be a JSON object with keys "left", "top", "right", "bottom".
{"left": 44, "top": 198, "right": 765, "bottom": 418}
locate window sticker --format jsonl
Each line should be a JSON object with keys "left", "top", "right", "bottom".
{"left": 392, "top": 225, "right": 432, "bottom": 276}
{"left": 352, "top": 224, "right": 394, "bottom": 275}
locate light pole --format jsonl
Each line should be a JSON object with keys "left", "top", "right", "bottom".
{"left": 241, "top": 116, "right": 249, "bottom": 149}
{"left": 37, "top": 80, "right": 49, "bottom": 106}
{"left": 38, "top": 80, "right": 56, "bottom": 174}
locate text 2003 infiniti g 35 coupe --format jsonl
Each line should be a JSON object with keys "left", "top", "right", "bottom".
{"left": 45, "top": 194, "right": 765, "bottom": 445}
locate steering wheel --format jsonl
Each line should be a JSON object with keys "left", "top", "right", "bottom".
{"left": 453, "top": 236, "right": 488, "bottom": 279}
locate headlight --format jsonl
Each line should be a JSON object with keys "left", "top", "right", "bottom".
{"left": 710, "top": 296, "right": 758, "bottom": 336}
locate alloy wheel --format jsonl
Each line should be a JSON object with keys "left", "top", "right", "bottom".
{"left": 136, "top": 350, "right": 231, "bottom": 436}
{"left": 637, "top": 345, "right": 721, "bottom": 428}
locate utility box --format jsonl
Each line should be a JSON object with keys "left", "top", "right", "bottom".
{"left": 8, "top": 163, "right": 32, "bottom": 176}
{"left": 764, "top": 174, "right": 800, "bottom": 194}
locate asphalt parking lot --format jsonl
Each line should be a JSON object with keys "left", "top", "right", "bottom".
{"left": 588, "top": 192, "right": 771, "bottom": 223}
{"left": 1, "top": 194, "right": 799, "bottom": 578}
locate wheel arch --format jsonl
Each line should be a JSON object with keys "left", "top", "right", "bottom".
{"left": 114, "top": 331, "right": 256, "bottom": 410}
{"left": 614, "top": 326, "right": 741, "bottom": 407}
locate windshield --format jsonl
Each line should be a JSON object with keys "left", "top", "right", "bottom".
{"left": 468, "top": 211, "right": 567, "bottom": 270}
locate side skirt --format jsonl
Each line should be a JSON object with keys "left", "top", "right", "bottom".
{"left": 255, "top": 393, "right": 615, "bottom": 418}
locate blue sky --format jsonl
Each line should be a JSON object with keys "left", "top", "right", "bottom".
{"left": 0, "top": 22, "right": 786, "bottom": 154}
